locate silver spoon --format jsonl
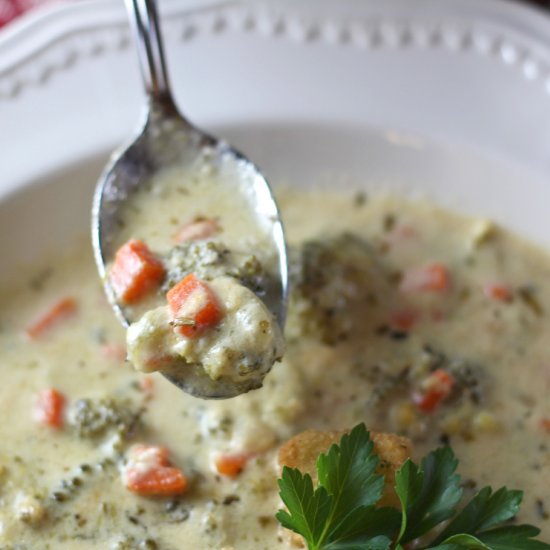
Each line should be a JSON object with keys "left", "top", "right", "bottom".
{"left": 91, "top": 0, "right": 288, "bottom": 399}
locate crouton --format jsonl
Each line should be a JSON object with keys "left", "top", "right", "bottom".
{"left": 278, "top": 428, "right": 411, "bottom": 508}
{"left": 277, "top": 428, "right": 412, "bottom": 547}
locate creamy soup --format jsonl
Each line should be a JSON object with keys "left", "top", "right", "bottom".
{"left": 0, "top": 189, "right": 549, "bottom": 549}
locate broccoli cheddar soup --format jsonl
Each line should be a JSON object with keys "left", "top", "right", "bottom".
{"left": 0, "top": 189, "right": 549, "bottom": 549}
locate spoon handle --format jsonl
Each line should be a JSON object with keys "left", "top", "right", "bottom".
{"left": 124, "top": 0, "right": 176, "bottom": 111}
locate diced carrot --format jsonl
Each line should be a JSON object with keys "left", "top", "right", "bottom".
{"left": 166, "top": 274, "right": 223, "bottom": 338}
{"left": 483, "top": 282, "right": 513, "bottom": 302}
{"left": 109, "top": 239, "right": 165, "bottom": 304}
{"left": 384, "top": 225, "right": 417, "bottom": 247}
{"left": 141, "top": 354, "right": 175, "bottom": 371}
{"left": 214, "top": 453, "right": 251, "bottom": 478}
{"left": 389, "top": 309, "right": 418, "bottom": 332}
{"left": 26, "top": 297, "right": 77, "bottom": 339}
{"left": 414, "top": 390, "right": 443, "bottom": 414}
{"left": 34, "top": 388, "right": 66, "bottom": 429}
{"left": 395, "top": 225, "right": 417, "bottom": 239}
{"left": 430, "top": 309, "right": 445, "bottom": 323}
{"left": 139, "top": 376, "right": 155, "bottom": 400}
{"left": 100, "top": 344, "right": 127, "bottom": 362}
{"left": 413, "top": 369, "right": 455, "bottom": 414}
{"left": 126, "top": 466, "right": 188, "bottom": 496}
{"left": 541, "top": 418, "right": 550, "bottom": 433}
{"left": 124, "top": 445, "right": 188, "bottom": 497}
{"left": 129, "top": 444, "right": 169, "bottom": 466}
{"left": 399, "top": 263, "right": 450, "bottom": 293}
{"left": 174, "top": 217, "right": 220, "bottom": 243}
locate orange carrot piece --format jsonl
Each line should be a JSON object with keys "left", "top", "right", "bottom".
{"left": 129, "top": 444, "right": 169, "bottom": 466}
{"left": 139, "top": 376, "right": 155, "bottom": 400}
{"left": 430, "top": 309, "right": 445, "bottom": 323}
{"left": 389, "top": 309, "right": 418, "bottom": 332}
{"left": 383, "top": 225, "right": 417, "bottom": 247}
{"left": 413, "top": 369, "right": 455, "bottom": 413}
{"left": 34, "top": 388, "right": 66, "bottom": 429}
{"left": 166, "top": 274, "right": 223, "bottom": 338}
{"left": 26, "top": 297, "right": 77, "bottom": 339}
{"left": 214, "top": 453, "right": 250, "bottom": 478}
{"left": 541, "top": 419, "right": 550, "bottom": 433}
{"left": 124, "top": 445, "right": 188, "bottom": 497}
{"left": 109, "top": 239, "right": 165, "bottom": 304}
{"left": 400, "top": 263, "right": 450, "bottom": 293}
{"left": 174, "top": 217, "right": 220, "bottom": 243}
{"left": 100, "top": 344, "right": 127, "bottom": 362}
{"left": 126, "top": 466, "right": 188, "bottom": 496}
{"left": 483, "top": 282, "right": 513, "bottom": 302}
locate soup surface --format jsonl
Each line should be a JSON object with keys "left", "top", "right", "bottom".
{"left": 0, "top": 189, "right": 549, "bottom": 549}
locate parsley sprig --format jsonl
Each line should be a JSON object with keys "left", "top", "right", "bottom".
{"left": 277, "top": 424, "right": 550, "bottom": 550}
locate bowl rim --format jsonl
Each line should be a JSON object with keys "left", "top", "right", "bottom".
{"left": 2, "top": 0, "right": 550, "bottom": 83}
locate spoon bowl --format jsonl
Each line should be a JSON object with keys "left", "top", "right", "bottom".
{"left": 92, "top": 0, "right": 287, "bottom": 399}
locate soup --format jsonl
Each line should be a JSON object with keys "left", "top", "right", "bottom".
{"left": 0, "top": 189, "right": 548, "bottom": 548}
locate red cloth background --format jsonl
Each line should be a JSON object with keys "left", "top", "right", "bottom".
{"left": 0, "top": 0, "right": 54, "bottom": 28}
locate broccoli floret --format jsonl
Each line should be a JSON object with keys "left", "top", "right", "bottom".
{"left": 68, "top": 397, "right": 142, "bottom": 440}
{"left": 288, "top": 233, "right": 390, "bottom": 345}
{"left": 163, "top": 241, "right": 267, "bottom": 295}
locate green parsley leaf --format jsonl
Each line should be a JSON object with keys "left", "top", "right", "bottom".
{"left": 276, "top": 423, "right": 550, "bottom": 550}
{"left": 395, "top": 446, "right": 462, "bottom": 543}
{"left": 277, "top": 424, "right": 399, "bottom": 550}
{"left": 475, "top": 525, "right": 550, "bottom": 550}
{"left": 317, "top": 424, "right": 384, "bottom": 520}
{"left": 324, "top": 506, "right": 400, "bottom": 549}
{"left": 430, "top": 525, "right": 549, "bottom": 550}
{"left": 426, "top": 487, "right": 549, "bottom": 550}
{"left": 431, "top": 486, "right": 522, "bottom": 544}
{"left": 276, "top": 467, "right": 332, "bottom": 544}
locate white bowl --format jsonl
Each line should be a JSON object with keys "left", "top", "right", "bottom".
{"left": 2, "top": 0, "right": 550, "bottom": 281}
